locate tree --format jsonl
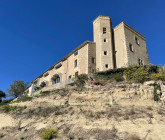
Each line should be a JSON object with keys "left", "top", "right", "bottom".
{"left": 0, "top": 90, "right": 6, "bottom": 103}
{"left": 7, "top": 81, "right": 29, "bottom": 98}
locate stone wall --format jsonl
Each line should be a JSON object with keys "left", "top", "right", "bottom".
{"left": 113, "top": 22, "right": 150, "bottom": 68}
{"left": 114, "top": 22, "right": 128, "bottom": 68}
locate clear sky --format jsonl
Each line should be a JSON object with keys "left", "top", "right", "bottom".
{"left": 0, "top": 0, "right": 165, "bottom": 93}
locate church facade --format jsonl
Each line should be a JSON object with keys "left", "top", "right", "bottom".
{"left": 25, "top": 16, "right": 150, "bottom": 95}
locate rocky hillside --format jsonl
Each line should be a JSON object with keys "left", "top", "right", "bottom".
{"left": 0, "top": 81, "right": 165, "bottom": 140}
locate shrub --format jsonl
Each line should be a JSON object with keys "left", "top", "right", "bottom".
{"left": 40, "top": 91, "right": 51, "bottom": 96}
{"left": 28, "top": 106, "right": 63, "bottom": 118}
{"left": 16, "top": 95, "right": 33, "bottom": 102}
{"left": 1, "top": 105, "right": 27, "bottom": 113}
{"left": 0, "top": 133, "right": 4, "bottom": 138}
{"left": 147, "top": 113, "right": 154, "bottom": 118}
{"left": 54, "top": 110, "right": 62, "bottom": 115}
{"left": 130, "top": 107, "right": 135, "bottom": 115}
{"left": 150, "top": 67, "right": 165, "bottom": 81}
{"left": 132, "top": 67, "right": 149, "bottom": 83}
{"left": 113, "top": 73, "right": 124, "bottom": 82}
{"left": 124, "top": 65, "right": 149, "bottom": 83}
{"left": 153, "top": 82, "right": 162, "bottom": 101}
{"left": 146, "top": 65, "right": 159, "bottom": 74}
{"left": 40, "top": 106, "right": 58, "bottom": 117}
{"left": 95, "top": 67, "right": 126, "bottom": 75}
{"left": 94, "top": 75, "right": 109, "bottom": 82}
{"left": 0, "top": 98, "right": 14, "bottom": 106}
{"left": 41, "top": 129, "right": 57, "bottom": 140}
{"left": 94, "top": 127, "right": 118, "bottom": 140}
{"left": 74, "top": 74, "right": 88, "bottom": 90}
{"left": 93, "top": 65, "right": 164, "bottom": 83}
{"left": 94, "top": 73, "right": 124, "bottom": 82}
{"left": 34, "top": 86, "right": 41, "bottom": 91}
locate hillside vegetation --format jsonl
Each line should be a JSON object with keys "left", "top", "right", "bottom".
{"left": 0, "top": 65, "right": 165, "bottom": 140}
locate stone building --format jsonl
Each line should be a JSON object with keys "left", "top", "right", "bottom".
{"left": 25, "top": 16, "right": 150, "bottom": 95}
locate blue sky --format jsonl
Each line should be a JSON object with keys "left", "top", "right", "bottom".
{"left": 0, "top": 0, "right": 165, "bottom": 93}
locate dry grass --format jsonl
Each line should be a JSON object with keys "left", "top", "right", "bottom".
{"left": 126, "top": 134, "right": 141, "bottom": 140}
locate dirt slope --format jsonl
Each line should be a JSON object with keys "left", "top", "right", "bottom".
{"left": 0, "top": 82, "right": 165, "bottom": 140}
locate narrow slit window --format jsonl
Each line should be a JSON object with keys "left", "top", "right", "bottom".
{"left": 135, "top": 37, "right": 140, "bottom": 45}
{"left": 129, "top": 43, "right": 133, "bottom": 52}
{"left": 92, "top": 57, "right": 95, "bottom": 64}
{"left": 74, "top": 60, "right": 77, "bottom": 68}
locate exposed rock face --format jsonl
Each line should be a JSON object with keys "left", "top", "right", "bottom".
{"left": 0, "top": 81, "right": 165, "bottom": 140}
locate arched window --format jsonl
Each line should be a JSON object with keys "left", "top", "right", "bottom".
{"left": 51, "top": 74, "right": 61, "bottom": 84}
{"left": 40, "top": 81, "right": 46, "bottom": 88}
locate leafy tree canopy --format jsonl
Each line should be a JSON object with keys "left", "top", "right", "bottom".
{"left": 0, "top": 90, "right": 6, "bottom": 102}
{"left": 7, "top": 80, "right": 29, "bottom": 98}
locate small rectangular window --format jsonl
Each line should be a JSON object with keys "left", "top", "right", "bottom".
{"left": 104, "top": 38, "right": 106, "bottom": 42}
{"left": 92, "top": 57, "right": 95, "bottom": 64}
{"left": 103, "top": 27, "right": 106, "bottom": 34}
{"left": 104, "top": 51, "right": 107, "bottom": 55}
{"left": 74, "top": 51, "right": 78, "bottom": 56}
{"left": 105, "top": 64, "right": 108, "bottom": 68}
{"left": 44, "top": 72, "right": 49, "bottom": 78}
{"left": 69, "top": 75, "right": 72, "bottom": 79}
{"left": 55, "top": 63, "right": 62, "bottom": 70}
{"left": 129, "top": 43, "right": 133, "bottom": 52}
{"left": 135, "top": 37, "right": 140, "bottom": 45}
{"left": 74, "top": 60, "right": 77, "bottom": 68}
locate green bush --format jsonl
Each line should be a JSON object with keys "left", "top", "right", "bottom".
{"left": 146, "top": 65, "right": 159, "bottom": 74}
{"left": 94, "top": 67, "right": 126, "bottom": 82}
{"left": 1, "top": 105, "right": 27, "bottom": 113}
{"left": 93, "top": 75, "right": 109, "bottom": 82}
{"left": 150, "top": 67, "right": 165, "bottom": 81}
{"left": 153, "top": 83, "right": 162, "bottom": 101}
{"left": 93, "top": 65, "right": 164, "bottom": 83}
{"left": 28, "top": 106, "right": 63, "bottom": 118}
{"left": 95, "top": 67, "right": 126, "bottom": 75}
{"left": 124, "top": 65, "right": 139, "bottom": 80}
{"left": 41, "top": 129, "right": 57, "bottom": 140}
{"left": 124, "top": 65, "right": 149, "bottom": 83}
{"left": 132, "top": 67, "right": 149, "bottom": 83}
{"left": 0, "top": 98, "right": 14, "bottom": 106}
{"left": 113, "top": 73, "right": 124, "bottom": 82}
{"left": 16, "top": 96, "right": 33, "bottom": 102}
{"left": 74, "top": 74, "right": 88, "bottom": 90}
